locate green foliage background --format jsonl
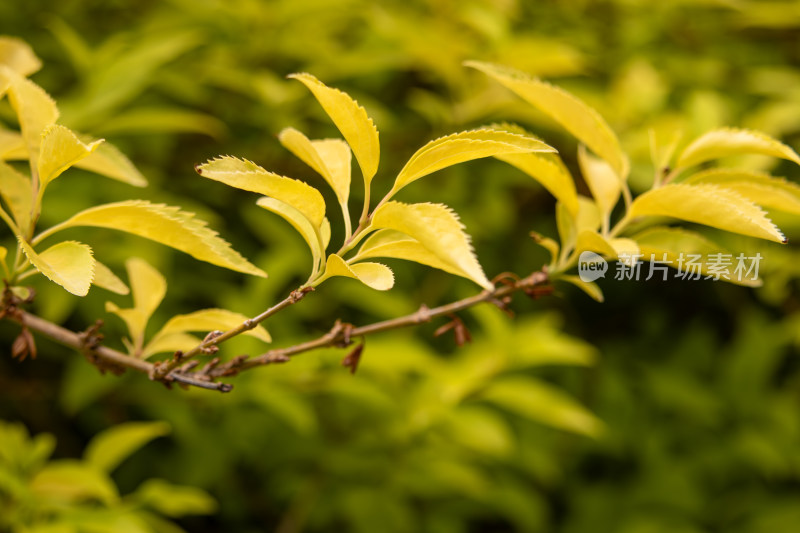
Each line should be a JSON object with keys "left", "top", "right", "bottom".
{"left": 3, "top": 0, "right": 800, "bottom": 531}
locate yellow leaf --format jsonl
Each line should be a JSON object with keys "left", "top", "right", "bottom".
{"left": 196, "top": 156, "right": 325, "bottom": 229}
{"left": 0, "top": 160, "right": 32, "bottom": 231}
{"left": 105, "top": 257, "right": 166, "bottom": 353}
{"left": 391, "top": 128, "right": 556, "bottom": 195}
{"left": 0, "top": 67, "right": 58, "bottom": 168}
{"left": 351, "top": 229, "right": 463, "bottom": 277}
{"left": 18, "top": 239, "right": 95, "bottom": 296}
{"left": 74, "top": 139, "right": 148, "bottom": 187}
{"left": 677, "top": 128, "right": 800, "bottom": 168}
{"left": 321, "top": 217, "right": 331, "bottom": 251}
{"left": 575, "top": 230, "right": 616, "bottom": 257}
{"left": 314, "top": 254, "right": 394, "bottom": 291}
{"left": 256, "top": 196, "right": 323, "bottom": 271}
{"left": 632, "top": 226, "right": 761, "bottom": 287}
{"left": 58, "top": 200, "right": 266, "bottom": 277}
{"left": 151, "top": 308, "right": 271, "bottom": 345}
{"left": 278, "top": 128, "right": 351, "bottom": 206}
{"left": 141, "top": 332, "right": 200, "bottom": 358}
{"left": 556, "top": 196, "right": 601, "bottom": 255}
{"left": 578, "top": 144, "right": 621, "bottom": 225}
{"left": 38, "top": 125, "right": 103, "bottom": 191}
{"left": 629, "top": 184, "right": 786, "bottom": 243}
{"left": 0, "top": 245, "right": 7, "bottom": 279}
{"left": 575, "top": 231, "right": 640, "bottom": 265}
{"left": 684, "top": 169, "right": 800, "bottom": 215}
{"left": 93, "top": 261, "right": 129, "bottom": 295}
{"left": 0, "top": 128, "right": 25, "bottom": 159}
{"left": 0, "top": 37, "right": 41, "bottom": 76}
{"left": 289, "top": 73, "right": 380, "bottom": 184}
{"left": 370, "top": 201, "right": 492, "bottom": 290}
{"left": 466, "top": 61, "right": 628, "bottom": 179}
{"left": 530, "top": 232, "right": 560, "bottom": 263}
{"left": 497, "top": 151, "right": 578, "bottom": 215}
{"left": 557, "top": 275, "right": 604, "bottom": 302}
{"left": 143, "top": 308, "right": 270, "bottom": 358}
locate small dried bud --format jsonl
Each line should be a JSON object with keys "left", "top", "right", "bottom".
{"left": 341, "top": 343, "right": 364, "bottom": 375}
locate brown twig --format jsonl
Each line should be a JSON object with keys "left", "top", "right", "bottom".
{"left": 4, "top": 269, "right": 549, "bottom": 392}
{"left": 223, "top": 268, "right": 549, "bottom": 374}
{"left": 151, "top": 286, "right": 314, "bottom": 379}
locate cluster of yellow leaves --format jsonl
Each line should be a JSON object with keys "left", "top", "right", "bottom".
{"left": 4, "top": 34, "right": 799, "bottom": 307}
{"left": 464, "top": 61, "right": 799, "bottom": 301}
{"left": 201, "top": 72, "right": 560, "bottom": 292}
{"left": 0, "top": 37, "right": 264, "bottom": 298}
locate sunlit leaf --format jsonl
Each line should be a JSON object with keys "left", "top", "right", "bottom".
{"left": 278, "top": 127, "right": 351, "bottom": 206}
{"left": 132, "top": 479, "right": 217, "bottom": 517}
{"left": 288, "top": 72, "right": 380, "bottom": 183}
{"left": 677, "top": 128, "right": 800, "bottom": 168}
{"left": 391, "top": 128, "right": 556, "bottom": 195}
{"left": 0, "top": 128, "right": 25, "bottom": 159}
{"left": 577, "top": 144, "right": 621, "bottom": 224}
{"left": 351, "top": 229, "right": 463, "bottom": 277}
{"left": 196, "top": 155, "right": 325, "bottom": 228}
{"left": 370, "top": 202, "right": 493, "bottom": 290}
{"left": 74, "top": 139, "right": 148, "bottom": 187}
{"left": 30, "top": 460, "right": 119, "bottom": 505}
{"left": 496, "top": 150, "right": 578, "bottom": 215}
{"left": 0, "top": 160, "right": 32, "bottom": 231}
{"left": 466, "top": 60, "right": 628, "bottom": 178}
{"left": 18, "top": 239, "right": 94, "bottom": 296}
{"left": 576, "top": 231, "right": 639, "bottom": 266}
{"left": 632, "top": 226, "right": 761, "bottom": 287}
{"left": 58, "top": 200, "right": 266, "bottom": 276}
{"left": 530, "top": 232, "right": 560, "bottom": 263}
{"left": 105, "top": 257, "right": 167, "bottom": 353}
{"left": 628, "top": 183, "right": 786, "bottom": 243}
{"left": 480, "top": 376, "right": 603, "bottom": 437}
{"left": 321, "top": 217, "right": 331, "bottom": 251}
{"left": 256, "top": 196, "right": 323, "bottom": 270}
{"left": 144, "top": 308, "right": 270, "bottom": 358}
{"left": 556, "top": 275, "right": 604, "bottom": 302}
{"left": 684, "top": 169, "right": 800, "bottom": 215}
{"left": 556, "top": 196, "right": 601, "bottom": 254}
{"left": 140, "top": 333, "right": 200, "bottom": 359}
{"left": 0, "top": 36, "right": 42, "bottom": 76}
{"left": 85, "top": 421, "right": 170, "bottom": 473}
{"left": 93, "top": 261, "right": 129, "bottom": 295}
{"left": 0, "top": 67, "right": 59, "bottom": 168}
{"left": 38, "top": 125, "right": 103, "bottom": 192}
{"left": 314, "top": 254, "right": 394, "bottom": 290}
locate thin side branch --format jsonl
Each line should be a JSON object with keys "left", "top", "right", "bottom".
{"left": 226, "top": 269, "right": 549, "bottom": 375}
{"left": 151, "top": 286, "right": 314, "bottom": 379}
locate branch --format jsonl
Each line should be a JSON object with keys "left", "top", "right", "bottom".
{"left": 5, "top": 310, "right": 234, "bottom": 393}
{"left": 4, "top": 268, "right": 549, "bottom": 393}
{"left": 213, "top": 268, "right": 550, "bottom": 376}
{"left": 150, "top": 286, "right": 314, "bottom": 379}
